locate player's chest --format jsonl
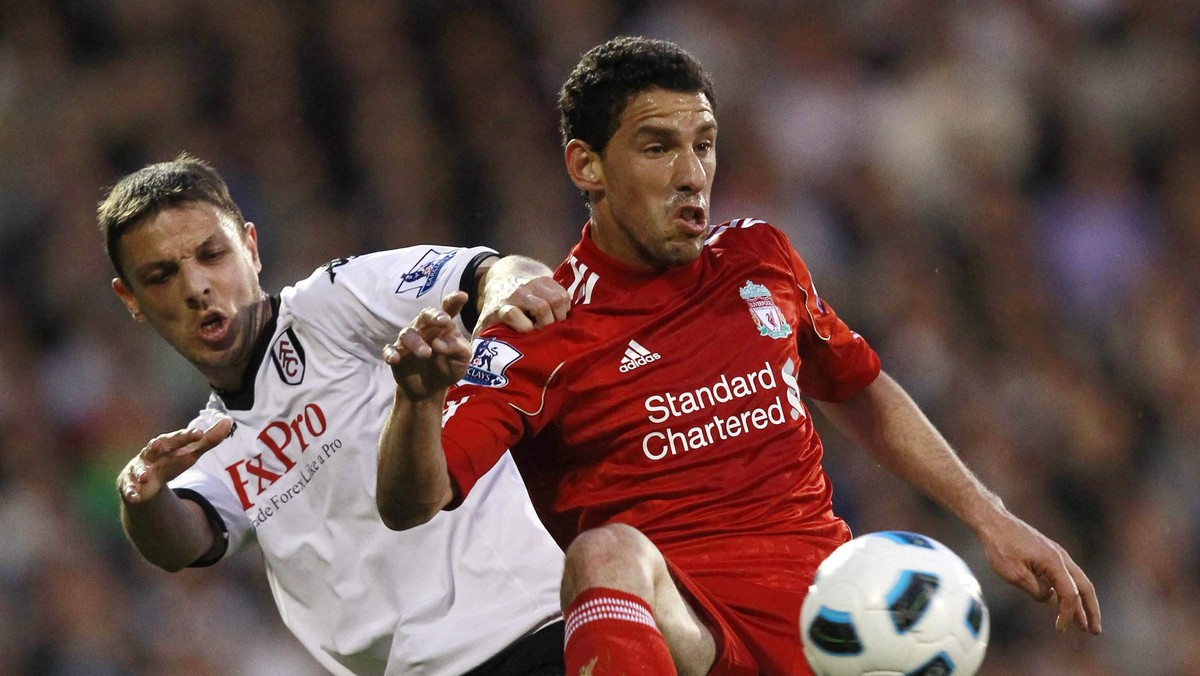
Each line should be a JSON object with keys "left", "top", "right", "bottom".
{"left": 209, "top": 366, "right": 386, "bottom": 525}
{"left": 556, "top": 270, "right": 807, "bottom": 444}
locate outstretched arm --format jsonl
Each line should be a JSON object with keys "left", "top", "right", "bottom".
{"left": 377, "top": 292, "right": 471, "bottom": 530}
{"left": 815, "top": 371, "right": 1102, "bottom": 635}
{"left": 118, "top": 418, "right": 234, "bottom": 571}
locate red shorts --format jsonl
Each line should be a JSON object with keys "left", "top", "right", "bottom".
{"left": 663, "top": 534, "right": 846, "bottom": 676}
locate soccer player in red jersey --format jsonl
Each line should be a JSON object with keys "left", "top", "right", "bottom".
{"left": 377, "top": 37, "right": 1102, "bottom": 675}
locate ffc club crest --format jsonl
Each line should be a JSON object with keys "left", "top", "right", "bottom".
{"left": 270, "top": 327, "right": 306, "bottom": 385}
{"left": 740, "top": 280, "right": 792, "bottom": 339}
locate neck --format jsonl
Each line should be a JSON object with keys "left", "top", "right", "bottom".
{"left": 587, "top": 211, "right": 657, "bottom": 272}
{"left": 207, "top": 293, "right": 273, "bottom": 392}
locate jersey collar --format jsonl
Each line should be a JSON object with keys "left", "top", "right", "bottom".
{"left": 572, "top": 221, "right": 707, "bottom": 295}
{"left": 213, "top": 295, "right": 280, "bottom": 411}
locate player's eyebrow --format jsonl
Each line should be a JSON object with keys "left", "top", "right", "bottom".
{"left": 130, "top": 259, "right": 176, "bottom": 283}
{"left": 130, "top": 234, "right": 222, "bottom": 278}
{"left": 632, "top": 120, "right": 718, "bottom": 142}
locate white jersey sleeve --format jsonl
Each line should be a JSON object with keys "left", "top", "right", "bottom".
{"left": 283, "top": 246, "right": 496, "bottom": 359}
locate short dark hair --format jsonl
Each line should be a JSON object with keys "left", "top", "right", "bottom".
{"left": 558, "top": 36, "right": 716, "bottom": 154}
{"left": 98, "top": 153, "right": 245, "bottom": 279}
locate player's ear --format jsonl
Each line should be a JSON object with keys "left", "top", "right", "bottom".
{"left": 112, "top": 277, "right": 144, "bottom": 322}
{"left": 242, "top": 222, "right": 263, "bottom": 274}
{"left": 565, "top": 140, "right": 603, "bottom": 193}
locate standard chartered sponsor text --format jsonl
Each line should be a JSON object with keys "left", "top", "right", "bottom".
{"left": 641, "top": 361, "right": 801, "bottom": 460}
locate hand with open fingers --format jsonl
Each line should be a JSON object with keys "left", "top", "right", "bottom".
{"left": 478, "top": 276, "right": 570, "bottom": 334}
{"left": 384, "top": 292, "right": 473, "bottom": 400}
{"left": 980, "top": 513, "right": 1102, "bottom": 635}
{"left": 117, "top": 417, "right": 234, "bottom": 505}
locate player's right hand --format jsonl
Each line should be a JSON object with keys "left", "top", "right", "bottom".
{"left": 383, "top": 292, "right": 473, "bottom": 400}
{"left": 118, "top": 417, "right": 233, "bottom": 505}
{"left": 482, "top": 275, "right": 570, "bottom": 333}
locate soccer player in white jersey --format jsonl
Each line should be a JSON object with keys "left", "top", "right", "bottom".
{"left": 105, "top": 154, "right": 569, "bottom": 675}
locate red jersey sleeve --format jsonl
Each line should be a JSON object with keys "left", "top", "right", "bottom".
{"left": 769, "top": 226, "right": 881, "bottom": 401}
{"left": 440, "top": 326, "right": 565, "bottom": 502}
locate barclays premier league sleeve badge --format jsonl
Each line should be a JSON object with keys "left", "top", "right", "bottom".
{"left": 740, "top": 280, "right": 793, "bottom": 339}
{"left": 462, "top": 337, "right": 522, "bottom": 387}
{"left": 395, "top": 248, "right": 455, "bottom": 297}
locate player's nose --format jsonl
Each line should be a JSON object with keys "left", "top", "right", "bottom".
{"left": 179, "top": 261, "right": 212, "bottom": 308}
{"left": 673, "top": 149, "right": 708, "bottom": 193}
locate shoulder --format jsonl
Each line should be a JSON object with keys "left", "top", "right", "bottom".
{"left": 463, "top": 319, "right": 583, "bottom": 390}
{"left": 296, "top": 246, "right": 488, "bottom": 294}
{"left": 285, "top": 245, "right": 495, "bottom": 314}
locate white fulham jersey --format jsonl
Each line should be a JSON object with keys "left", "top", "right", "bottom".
{"left": 169, "top": 246, "right": 564, "bottom": 676}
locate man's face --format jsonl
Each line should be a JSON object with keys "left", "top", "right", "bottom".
{"left": 111, "top": 202, "right": 266, "bottom": 390}
{"left": 586, "top": 87, "right": 717, "bottom": 269}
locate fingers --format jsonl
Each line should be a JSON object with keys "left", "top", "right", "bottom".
{"left": 1064, "top": 553, "right": 1102, "bottom": 634}
{"left": 386, "top": 326, "right": 433, "bottom": 362}
{"left": 142, "top": 427, "right": 204, "bottom": 461}
{"left": 1080, "top": 581, "right": 1102, "bottom": 634}
{"left": 1029, "top": 581, "right": 1077, "bottom": 635}
{"left": 1021, "top": 551, "right": 1078, "bottom": 634}
{"left": 196, "top": 416, "right": 234, "bottom": 451}
{"left": 384, "top": 302, "right": 464, "bottom": 363}
{"left": 540, "top": 279, "right": 571, "bottom": 322}
{"left": 383, "top": 300, "right": 472, "bottom": 399}
{"left": 499, "top": 278, "right": 570, "bottom": 332}
{"left": 1033, "top": 547, "right": 1100, "bottom": 635}
{"left": 120, "top": 419, "right": 234, "bottom": 504}
{"left": 120, "top": 442, "right": 171, "bottom": 504}
{"left": 1042, "top": 551, "right": 1090, "bottom": 635}
{"left": 496, "top": 304, "right": 535, "bottom": 333}
{"left": 1052, "top": 577, "right": 1081, "bottom": 634}
{"left": 984, "top": 517, "right": 1101, "bottom": 636}
{"left": 1032, "top": 577, "right": 1055, "bottom": 604}
{"left": 119, "top": 459, "right": 147, "bottom": 503}
{"left": 158, "top": 418, "right": 232, "bottom": 461}
{"left": 441, "top": 290, "right": 469, "bottom": 318}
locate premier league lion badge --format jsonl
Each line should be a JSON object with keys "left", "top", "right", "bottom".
{"left": 462, "top": 337, "right": 522, "bottom": 387}
{"left": 740, "top": 280, "right": 792, "bottom": 340}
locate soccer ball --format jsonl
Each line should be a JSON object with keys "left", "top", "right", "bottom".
{"left": 800, "top": 531, "right": 989, "bottom": 675}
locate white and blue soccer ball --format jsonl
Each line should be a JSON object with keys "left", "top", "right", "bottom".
{"left": 800, "top": 531, "right": 990, "bottom": 675}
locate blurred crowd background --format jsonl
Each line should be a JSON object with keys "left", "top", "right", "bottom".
{"left": 1, "top": 0, "right": 1197, "bottom": 674}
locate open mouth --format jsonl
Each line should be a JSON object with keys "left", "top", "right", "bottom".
{"left": 197, "top": 312, "right": 230, "bottom": 344}
{"left": 674, "top": 205, "right": 708, "bottom": 235}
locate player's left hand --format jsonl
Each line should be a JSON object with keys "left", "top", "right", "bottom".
{"left": 384, "top": 292, "right": 472, "bottom": 400}
{"left": 479, "top": 276, "right": 570, "bottom": 333}
{"left": 119, "top": 417, "right": 234, "bottom": 505}
{"left": 979, "top": 513, "right": 1102, "bottom": 635}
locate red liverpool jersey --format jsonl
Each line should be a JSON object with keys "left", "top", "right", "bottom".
{"left": 442, "top": 219, "right": 880, "bottom": 571}
{"left": 443, "top": 219, "right": 881, "bottom": 672}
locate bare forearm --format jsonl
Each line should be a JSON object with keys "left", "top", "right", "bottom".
{"left": 816, "top": 371, "right": 1008, "bottom": 533}
{"left": 120, "top": 490, "right": 216, "bottom": 572}
{"left": 376, "top": 391, "right": 455, "bottom": 530}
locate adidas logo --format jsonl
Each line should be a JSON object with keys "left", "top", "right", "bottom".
{"left": 619, "top": 339, "right": 661, "bottom": 373}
